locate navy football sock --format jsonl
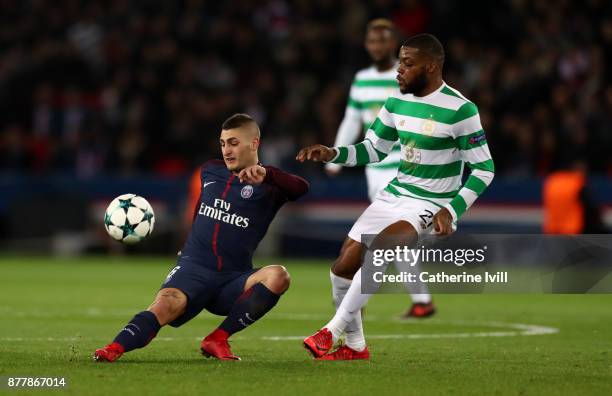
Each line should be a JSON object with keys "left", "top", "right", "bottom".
{"left": 219, "top": 283, "right": 280, "bottom": 336}
{"left": 113, "top": 311, "right": 161, "bottom": 352}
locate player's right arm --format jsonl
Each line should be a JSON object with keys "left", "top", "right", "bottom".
{"left": 297, "top": 98, "right": 398, "bottom": 167}
{"left": 325, "top": 80, "right": 363, "bottom": 175}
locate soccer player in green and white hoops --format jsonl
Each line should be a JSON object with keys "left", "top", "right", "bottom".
{"left": 325, "top": 19, "right": 435, "bottom": 319}
{"left": 325, "top": 19, "right": 402, "bottom": 201}
{"left": 297, "top": 33, "right": 494, "bottom": 360}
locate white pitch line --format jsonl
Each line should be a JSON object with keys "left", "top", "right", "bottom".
{"left": 261, "top": 332, "right": 517, "bottom": 341}
{"left": 261, "top": 322, "right": 559, "bottom": 341}
{"left": 0, "top": 310, "right": 555, "bottom": 327}
{"left": 0, "top": 322, "right": 558, "bottom": 343}
{"left": 0, "top": 337, "right": 84, "bottom": 342}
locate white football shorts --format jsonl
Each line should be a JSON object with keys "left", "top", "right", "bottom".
{"left": 348, "top": 189, "right": 456, "bottom": 243}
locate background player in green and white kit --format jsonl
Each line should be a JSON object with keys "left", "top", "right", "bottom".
{"left": 325, "top": 19, "right": 402, "bottom": 201}
{"left": 298, "top": 34, "right": 495, "bottom": 360}
{"left": 325, "top": 19, "right": 434, "bottom": 318}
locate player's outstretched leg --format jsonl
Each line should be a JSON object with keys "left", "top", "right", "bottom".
{"left": 201, "top": 265, "right": 290, "bottom": 361}
{"left": 94, "top": 288, "right": 187, "bottom": 362}
{"left": 304, "top": 237, "right": 369, "bottom": 359}
{"left": 306, "top": 221, "right": 418, "bottom": 360}
{"left": 316, "top": 238, "right": 367, "bottom": 356}
{"left": 305, "top": 267, "right": 371, "bottom": 359}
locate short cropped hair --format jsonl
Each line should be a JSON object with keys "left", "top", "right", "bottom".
{"left": 403, "top": 33, "right": 445, "bottom": 64}
{"left": 366, "top": 18, "right": 397, "bottom": 37}
{"left": 222, "top": 113, "right": 257, "bottom": 130}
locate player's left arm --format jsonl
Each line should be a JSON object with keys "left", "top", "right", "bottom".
{"left": 434, "top": 102, "right": 495, "bottom": 234}
{"left": 263, "top": 166, "right": 310, "bottom": 201}
{"left": 238, "top": 164, "right": 310, "bottom": 201}
{"left": 238, "top": 165, "right": 267, "bottom": 184}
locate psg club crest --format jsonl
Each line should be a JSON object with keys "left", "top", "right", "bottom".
{"left": 241, "top": 185, "right": 254, "bottom": 199}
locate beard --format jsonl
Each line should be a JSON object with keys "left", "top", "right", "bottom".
{"left": 400, "top": 71, "right": 428, "bottom": 95}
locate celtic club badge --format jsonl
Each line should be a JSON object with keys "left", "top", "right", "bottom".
{"left": 421, "top": 118, "right": 436, "bottom": 135}
{"left": 403, "top": 141, "right": 421, "bottom": 164}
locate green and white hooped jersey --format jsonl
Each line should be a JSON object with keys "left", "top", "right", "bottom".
{"left": 339, "top": 64, "right": 402, "bottom": 170}
{"left": 330, "top": 82, "right": 495, "bottom": 221}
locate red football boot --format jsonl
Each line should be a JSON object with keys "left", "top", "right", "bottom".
{"left": 316, "top": 345, "right": 370, "bottom": 360}
{"left": 200, "top": 331, "right": 240, "bottom": 361}
{"left": 93, "top": 342, "right": 124, "bottom": 362}
{"left": 401, "top": 302, "right": 436, "bottom": 319}
{"left": 303, "top": 328, "right": 333, "bottom": 358}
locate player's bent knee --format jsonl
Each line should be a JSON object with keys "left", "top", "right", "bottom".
{"left": 262, "top": 265, "right": 291, "bottom": 294}
{"left": 270, "top": 265, "right": 291, "bottom": 293}
{"left": 331, "top": 260, "right": 356, "bottom": 280}
{"left": 148, "top": 288, "right": 187, "bottom": 325}
{"left": 331, "top": 238, "right": 362, "bottom": 279}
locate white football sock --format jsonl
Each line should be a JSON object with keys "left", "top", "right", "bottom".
{"left": 330, "top": 270, "right": 366, "bottom": 351}
{"left": 345, "top": 310, "right": 366, "bottom": 351}
{"left": 324, "top": 268, "right": 372, "bottom": 347}
{"left": 330, "top": 270, "right": 351, "bottom": 310}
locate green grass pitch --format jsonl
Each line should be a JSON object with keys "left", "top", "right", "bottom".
{"left": 1, "top": 256, "right": 611, "bottom": 395}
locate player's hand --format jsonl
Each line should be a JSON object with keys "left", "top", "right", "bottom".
{"left": 433, "top": 208, "right": 454, "bottom": 236}
{"left": 296, "top": 144, "right": 336, "bottom": 163}
{"left": 238, "top": 165, "right": 266, "bottom": 185}
{"left": 325, "top": 163, "right": 342, "bottom": 177}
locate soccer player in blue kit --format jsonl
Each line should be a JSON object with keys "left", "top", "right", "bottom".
{"left": 94, "top": 114, "right": 309, "bottom": 361}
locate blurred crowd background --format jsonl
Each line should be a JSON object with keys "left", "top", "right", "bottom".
{"left": 0, "top": 0, "right": 610, "bottom": 178}
{"left": 0, "top": 0, "right": 610, "bottom": 252}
